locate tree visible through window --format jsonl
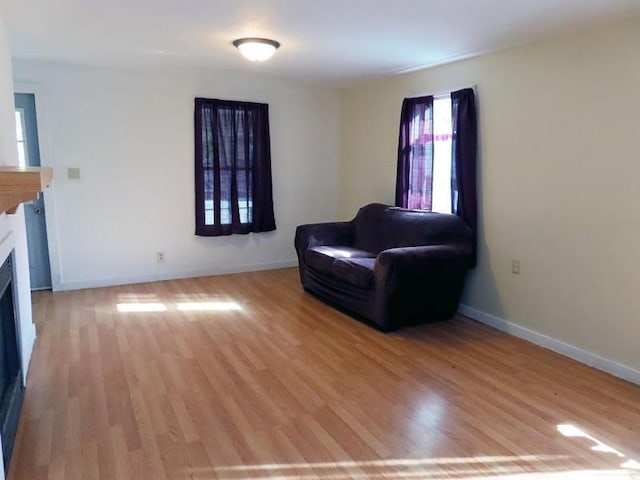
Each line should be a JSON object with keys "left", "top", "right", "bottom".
{"left": 194, "top": 98, "right": 276, "bottom": 237}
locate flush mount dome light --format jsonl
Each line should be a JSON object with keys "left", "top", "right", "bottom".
{"left": 233, "top": 37, "right": 280, "bottom": 62}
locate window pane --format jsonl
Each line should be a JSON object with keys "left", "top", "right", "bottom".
{"left": 17, "top": 143, "right": 27, "bottom": 168}
{"left": 407, "top": 104, "right": 433, "bottom": 210}
{"left": 15, "top": 110, "right": 24, "bottom": 142}
{"left": 204, "top": 170, "right": 214, "bottom": 225}
{"left": 15, "top": 109, "right": 28, "bottom": 167}
{"left": 220, "top": 170, "right": 232, "bottom": 224}
{"left": 432, "top": 96, "right": 453, "bottom": 214}
{"left": 236, "top": 168, "right": 253, "bottom": 224}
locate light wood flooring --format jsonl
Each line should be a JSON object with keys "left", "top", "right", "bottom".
{"left": 9, "top": 268, "right": 640, "bottom": 479}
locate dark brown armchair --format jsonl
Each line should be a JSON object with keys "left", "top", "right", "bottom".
{"left": 294, "top": 203, "right": 473, "bottom": 331}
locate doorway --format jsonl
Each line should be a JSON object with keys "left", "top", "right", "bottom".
{"left": 14, "top": 93, "right": 52, "bottom": 291}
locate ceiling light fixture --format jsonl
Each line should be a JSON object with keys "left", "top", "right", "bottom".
{"left": 233, "top": 37, "right": 280, "bottom": 62}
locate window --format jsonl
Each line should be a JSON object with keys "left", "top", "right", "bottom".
{"left": 194, "top": 98, "right": 276, "bottom": 237}
{"left": 15, "top": 109, "right": 27, "bottom": 167}
{"left": 395, "top": 88, "right": 478, "bottom": 265}
{"left": 397, "top": 95, "right": 453, "bottom": 213}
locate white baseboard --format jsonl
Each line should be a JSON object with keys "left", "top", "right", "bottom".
{"left": 458, "top": 304, "right": 640, "bottom": 386}
{"left": 54, "top": 259, "right": 298, "bottom": 292}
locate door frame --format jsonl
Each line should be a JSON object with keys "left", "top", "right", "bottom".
{"left": 13, "top": 81, "right": 62, "bottom": 291}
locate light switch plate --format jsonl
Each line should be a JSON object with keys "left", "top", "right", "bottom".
{"left": 67, "top": 167, "right": 81, "bottom": 180}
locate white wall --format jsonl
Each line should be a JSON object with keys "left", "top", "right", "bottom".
{"left": 340, "top": 16, "right": 640, "bottom": 374}
{"left": 0, "top": 14, "right": 36, "bottom": 388}
{"left": 12, "top": 60, "right": 341, "bottom": 290}
{"left": 0, "top": 11, "right": 38, "bottom": 479}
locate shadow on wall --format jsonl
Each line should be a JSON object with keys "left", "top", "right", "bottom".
{"left": 461, "top": 230, "right": 504, "bottom": 319}
{"left": 459, "top": 111, "right": 505, "bottom": 319}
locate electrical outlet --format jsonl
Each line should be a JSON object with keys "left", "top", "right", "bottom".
{"left": 512, "top": 260, "right": 520, "bottom": 275}
{"left": 157, "top": 251, "right": 165, "bottom": 263}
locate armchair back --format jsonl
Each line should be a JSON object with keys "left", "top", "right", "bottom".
{"left": 352, "top": 203, "right": 472, "bottom": 254}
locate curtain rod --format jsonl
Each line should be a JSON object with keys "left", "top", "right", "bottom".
{"left": 414, "top": 84, "right": 477, "bottom": 98}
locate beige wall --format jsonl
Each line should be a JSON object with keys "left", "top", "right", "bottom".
{"left": 340, "top": 16, "right": 640, "bottom": 371}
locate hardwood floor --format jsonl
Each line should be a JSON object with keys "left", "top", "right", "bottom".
{"left": 9, "top": 268, "right": 640, "bottom": 479}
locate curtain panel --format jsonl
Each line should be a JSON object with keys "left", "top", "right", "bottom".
{"left": 451, "top": 88, "right": 477, "bottom": 265}
{"left": 194, "top": 98, "right": 276, "bottom": 237}
{"left": 395, "top": 96, "right": 434, "bottom": 209}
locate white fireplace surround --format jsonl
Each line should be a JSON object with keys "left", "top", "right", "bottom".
{"left": 0, "top": 210, "right": 36, "bottom": 479}
{"left": 0, "top": 225, "right": 35, "bottom": 386}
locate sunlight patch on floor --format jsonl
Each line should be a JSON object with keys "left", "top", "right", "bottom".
{"left": 215, "top": 455, "right": 567, "bottom": 472}
{"left": 116, "top": 293, "right": 161, "bottom": 302}
{"left": 116, "top": 302, "right": 167, "bottom": 312}
{"left": 176, "top": 301, "right": 242, "bottom": 311}
{"left": 621, "top": 460, "right": 640, "bottom": 470}
{"left": 209, "top": 466, "right": 639, "bottom": 480}
{"left": 115, "top": 300, "right": 242, "bottom": 313}
{"left": 209, "top": 455, "right": 637, "bottom": 480}
{"left": 557, "top": 424, "right": 640, "bottom": 473}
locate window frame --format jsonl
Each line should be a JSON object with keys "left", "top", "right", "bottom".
{"left": 397, "top": 94, "right": 454, "bottom": 214}
{"left": 194, "top": 97, "right": 276, "bottom": 237}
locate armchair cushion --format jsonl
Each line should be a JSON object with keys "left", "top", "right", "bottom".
{"left": 332, "top": 257, "right": 376, "bottom": 288}
{"left": 304, "top": 246, "right": 375, "bottom": 275}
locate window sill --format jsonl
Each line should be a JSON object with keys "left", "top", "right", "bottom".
{"left": 0, "top": 167, "right": 53, "bottom": 215}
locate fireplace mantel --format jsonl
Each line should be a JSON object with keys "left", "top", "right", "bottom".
{"left": 0, "top": 166, "right": 53, "bottom": 215}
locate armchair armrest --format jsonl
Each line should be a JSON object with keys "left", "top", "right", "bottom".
{"left": 294, "top": 221, "right": 354, "bottom": 257}
{"left": 376, "top": 244, "right": 472, "bottom": 274}
{"left": 373, "top": 245, "right": 472, "bottom": 330}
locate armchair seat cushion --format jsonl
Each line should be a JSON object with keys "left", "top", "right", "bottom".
{"left": 332, "top": 258, "right": 376, "bottom": 288}
{"left": 304, "top": 246, "right": 375, "bottom": 275}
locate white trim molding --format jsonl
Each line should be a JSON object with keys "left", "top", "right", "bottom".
{"left": 458, "top": 304, "right": 640, "bottom": 386}
{"left": 13, "top": 81, "right": 63, "bottom": 291}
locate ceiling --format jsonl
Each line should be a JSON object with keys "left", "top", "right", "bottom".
{"left": 3, "top": 0, "right": 640, "bottom": 86}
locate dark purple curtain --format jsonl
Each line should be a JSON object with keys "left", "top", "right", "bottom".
{"left": 395, "top": 96, "right": 434, "bottom": 209}
{"left": 451, "top": 88, "right": 477, "bottom": 265}
{"left": 194, "top": 98, "right": 276, "bottom": 236}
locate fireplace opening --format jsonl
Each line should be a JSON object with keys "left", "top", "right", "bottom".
{"left": 0, "top": 254, "right": 24, "bottom": 471}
